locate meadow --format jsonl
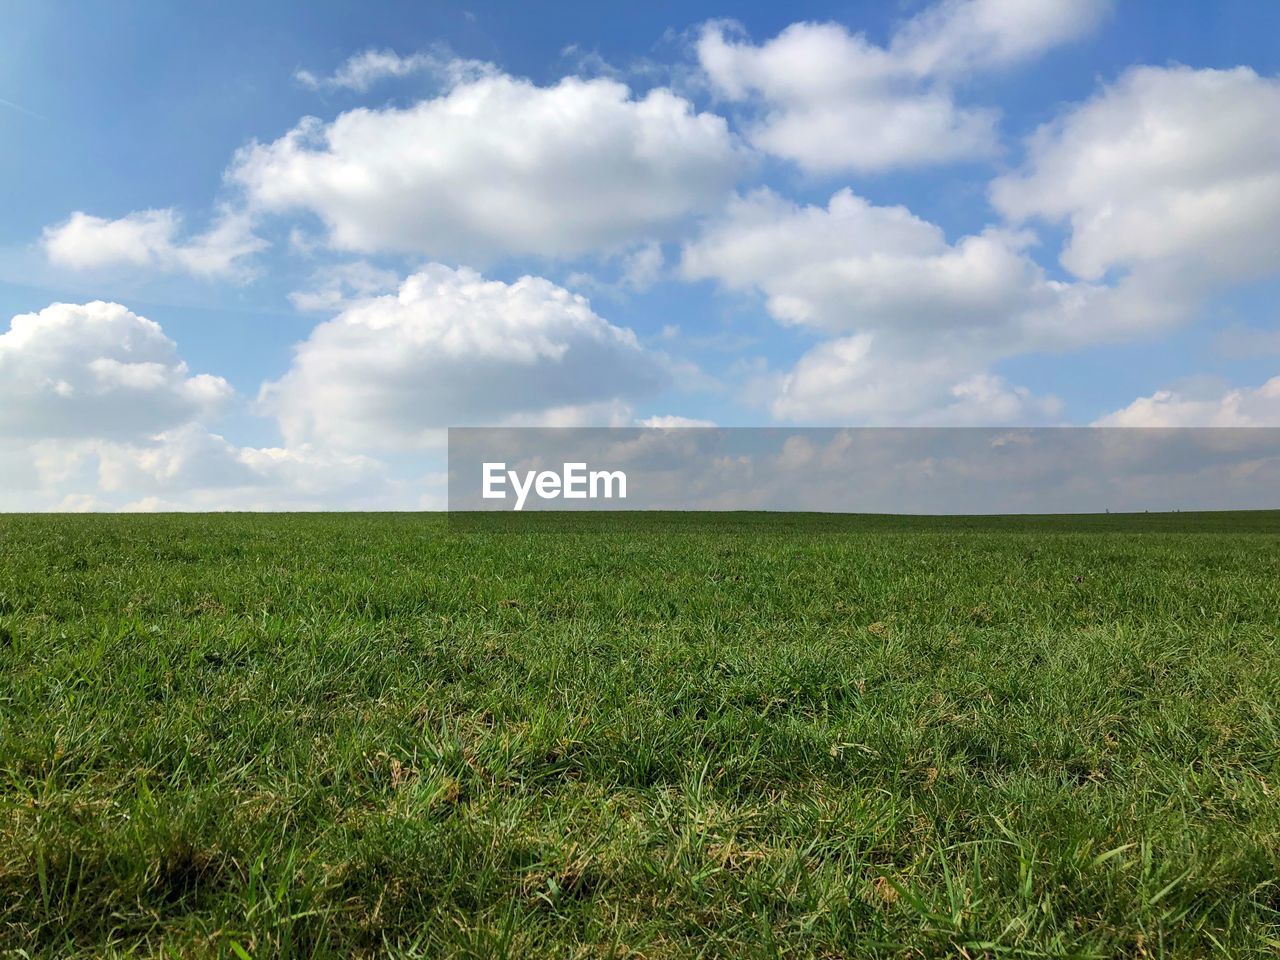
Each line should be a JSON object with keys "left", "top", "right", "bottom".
{"left": 1, "top": 511, "right": 1278, "bottom": 957}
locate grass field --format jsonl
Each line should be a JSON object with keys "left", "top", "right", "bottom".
{"left": 1, "top": 512, "right": 1278, "bottom": 958}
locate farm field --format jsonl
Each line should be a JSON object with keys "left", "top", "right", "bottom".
{"left": 1, "top": 512, "right": 1278, "bottom": 957}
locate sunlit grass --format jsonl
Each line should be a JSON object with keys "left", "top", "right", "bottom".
{"left": 1, "top": 512, "right": 1278, "bottom": 957}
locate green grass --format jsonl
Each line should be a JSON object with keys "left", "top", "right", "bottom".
{"left": 1, "top": 511, "right": 1278, "bottom": 958}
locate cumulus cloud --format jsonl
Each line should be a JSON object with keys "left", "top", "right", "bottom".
{"left": 697, "top": 22, "right": 995, "bottom": 173}
{"left": 683, "top": 189, "right": 1081, "bottom": 338}
{"left": 696, "top": 1, "right": 1108, "bottom": 173}
{"left": 1095, "top": 376, "right": 1280, "bottom": 427}
{"left": 90, "top": 424, "right": 392, "bottom": 507}
{"left": 0, "top": 300, "right": 415, "bottom": 511}
{"left": 768, "top": 334, "right": 1062, "bottom": 424}
{"left": 1, "top": 427, "right": 398, "bottom": 512}
{"left": 260, "top": 264, "right": 667, "bottom": 449}
{"left": 992, "top": 65, "right": 1280, "bottom": 284}
{"left": 41, "top": 208, "right": 265, "bottom": 279}
{"left": 231, "top": 69, "right": 745, "bottom": 261}
{"left": 0, "top": 301, "right": 233, "bottom": 441}
{"left": 682, "top": 188, "right": 1136, "bottom": 421}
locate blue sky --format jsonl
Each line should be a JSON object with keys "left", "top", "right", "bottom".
{"left": 3, "top": 0, "right": 1280, "bottom": 509}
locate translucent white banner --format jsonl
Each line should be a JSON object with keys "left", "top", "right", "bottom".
{"left": 448, "top": 427, "right": 1280, "bottom": 515}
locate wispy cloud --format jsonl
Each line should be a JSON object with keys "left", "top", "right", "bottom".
{"left": 0, "top": 95, "right": 47, "bottom": 121}
{"left": 293, "top": 48, "right": 495, "bottom": 92}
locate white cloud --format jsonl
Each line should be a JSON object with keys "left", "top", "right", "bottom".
{"left": 696, "top": 1, "right": 1107, "bottom": 173}
{"left": 697, "top": 22, "right": 995, "bottom": 173}
{"left": 890, "top": 0, "right": 1110, "bottom": 77}
{"left": 686, "top": 188, "right": 1157, "bottom": 350}
{"left": 41, "top": 208, "right": 265, "bottom": 279}
{"left": 232, "top": 69, "right": 744, "bottom": 261}
{"left": 91, "top": 424, "right": 391, "bottom": 504}
{"left": 684, "top": 189, "right": 1073, "bottom": 338}
{"left": 0, "top": 301, "right": 233, "bottom": 441}
{"left": 53, "top": 493, "right": 112, "bottom": 513}
{"left": 1, "top": 426, "right": 399, "bottom": 512}
{"left": 499, "top": 399, "right": 639, "bottom": 429}
{"left": 682, "top": 188, "right": 1149, "bottom": 423}
{"left": 288, "top": 260, "right": 402, "bottom": 312}
{"left": 294, "top": 48, "right": 496, "bottom": 92}
{"left": 992, "top": 65, "right": 1280, "bottom": 285}
{"left": 620, "top": 241, "right": 666, "bottom": 292}
{"left": 681, "top": 181, "right": 1238, "bottom": 423}
{"left": 0, "top": 300, "right": 416, "bottom": 511}
{"left": 638, "top": 414, "right": 717, "bottom": 428}
{"left": 260, "top": 264, "right": 666, "bottom": 450}
{"left": 769, "top": 334, "right": 1061, "bottom": 424}
{"left": 1095, "top": 376, "right": 1280, "bottom": 427}
{"left": 565, "top": 241, "right": 666, "bottom": 298}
